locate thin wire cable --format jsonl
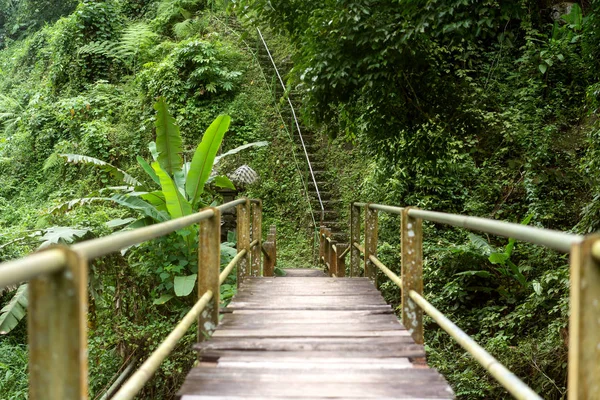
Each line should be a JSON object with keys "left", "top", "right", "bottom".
{"left": 211, "top": 16, "right": 317, "bottom": 232}
{"left": 256, "top": 27, "right": 324, "bottom": 213}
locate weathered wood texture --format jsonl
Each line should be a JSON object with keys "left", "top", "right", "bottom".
{"left": 177, "top": 269, "right": 454, "bottom": 399}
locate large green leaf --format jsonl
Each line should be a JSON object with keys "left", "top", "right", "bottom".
{"left": 213, "top": 175, "right": 236, "bottom": 190}
{"left": 186, "top": 115, "right": 231, "bottom": 206}
{"left": 153, "top": 294, "right": 174, "bottom": 305}
{"left": 0, "top": 284, "right": 28, "bottom": 334}
{"left": 174, "top": 274, "right": 197, "bottom": 297}
{"left": 105, "top": 218, "right": 136, "bottom": 228}
{"left": 152, "top": 162, "right": 192, "bottom": 219}
{"left": 138, "top": 191, "right": 167, "bottom": 209}
{"left": 468, "top": 233, "right": 493, "bottom": 256}
{"left": 38, "top": 226, "right": 91, "bottom": 248}
{"left": 137, "top": 156, "right": 160, "bottom": 186}
{"left": 213, "top": 141, "right": 269, "bottom": 165}
{"left": 110, "top": 194, "right": 169, "bottom": 222}
{"left": 55, "top": 154, "right": 142, "bottom": 187}
{"left": 154, "top": 97, "right": 183, "bottom": 175}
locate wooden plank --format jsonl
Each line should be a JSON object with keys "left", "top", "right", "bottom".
{"left": 221, "top": 312, "right": 403, "bottom": 323}
{"left": 209, "top": 355, "right": 415, "bottom": 365}
{"left": 226, "top": 309, "right": 395, "bottom": 317}
{"left": 194, "top": 337, "right": 418, "bottom": 352}
{"left": 178, "top": 379, "right": 453, "bottom": 399}
{"left": 198, "top": 349, "right": 427, "bottom": 361}
{"left": 178, "top": 274, "right": 454, "bottom": 399}
{"left": 242, "top": 277, "right": 372, "bottom": 282}
{"left": 185, "top": 367, "right": 447, "bottom": 382}
{"left": 219, "top": 321, "right": 404, "bottom": 331}
{"left": 225, "top": 304, "right": 392, "bottom": 311}
{"left": 181, "top": 397, "right": 451, "bottom": 400}
{"left": 212, "top": 330, "right": 409, "bottom": 338}
{"left": 280, "top": 269, "right": 327, "bottom": 277}
{"left": 230, "top": 294, "right": 387, "bottom": 303}
{"left": 237, "top": 287, "right": 378, "bottom": 294}
{"left": 213, "top": 360, "right": 414, "bottom": 370}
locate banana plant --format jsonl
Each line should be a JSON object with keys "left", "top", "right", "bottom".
{"left": 47, "top": 97, "right": 268, "bottom": 228}
{"left": 45, "top": 97, "right": 268, "bottom": 299}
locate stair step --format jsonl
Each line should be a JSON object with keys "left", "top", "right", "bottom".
{"left": 311, "top": 203, "right": 342, "bottom": 211}
{"left": 310, "top": 191, "right": 332, "bottom": 200}
{"left": 308, "top": 180, "right": 330, "bottom": 188}
{"left": 332, "top": 233, "right": 350, "bottom": 242}
{"left": 320, "top": 221, "right": 347, "bottom": 229}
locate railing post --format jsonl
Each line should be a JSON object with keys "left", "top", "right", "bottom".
{"left": 198, "top": 207, "right": 220, "bottom": 341}
{"left": 568, "top": 235, "right": 600, "bottom": 400}
{"left": 401, "top": 207, "right": 423, "bottom": 345}
{"left": 251, "top": 200, "right": 262, "bottom": 277}
{"left": 319, "top": 226, "right": 325, "bottom": 265}
{"left": 28, "top": 247, "right": 88, "bottom": 400}
{"left": 364, "top": 204, "right": 378, "bottom": 282}
{"left": 236, "top": 198, "right": 250, "bottom": 287}
{"left": 337, "top": 243, "right": 349, "bottom": 277}
{"left": 262, "top": 225, "right": 277, "bottom": 277}
{"left": 350, "top": 203, "right": 361, "bottom": 277}
{"left": 330, "top": 239, "right": 338, "bottom": 277}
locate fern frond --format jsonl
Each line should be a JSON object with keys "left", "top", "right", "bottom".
{"left": 43, "top": 153, "right": 60, "bottom": 171}
{"left": 77, "top": 22, "right": 158, "bottom": 70}
{"left": 173, "top": 19, "right": 197, "bottom": 39}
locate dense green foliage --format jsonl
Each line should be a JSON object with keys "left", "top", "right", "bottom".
{"left": 0, "top": 1, "right": 311, "bottom": 398}
{"left": 235, "top": 0, "right": 600, "bottom": 398}
{"left": 2, "top": 0, "right": 600, "bottom": 398}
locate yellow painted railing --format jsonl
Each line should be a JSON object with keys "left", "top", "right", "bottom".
{"left": 319, "top": 202, "right": 598, "bottom": 400}
{"left": 0, "top": 198, "right": 276, "bottom": 400}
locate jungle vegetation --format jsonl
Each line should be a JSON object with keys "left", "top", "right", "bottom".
{"left": 1, "top": 0, "right": 600, "bottom": 399}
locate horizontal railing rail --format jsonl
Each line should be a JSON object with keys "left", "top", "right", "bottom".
{"left": 0, "top": 198, "right": 277, "bottom": 400}
{"left": 340, "top": 201, "right": 598, "bottom": 400}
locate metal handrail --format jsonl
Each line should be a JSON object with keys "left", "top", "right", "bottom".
{"left": 256, "top": 27, "right": 324, "bottom": 213}
{"left": 0, "top": 198, "right": 274, "bottom": 400}
{"left": 112, "top": 290, "right": 214, "bottom": 400}
{"left": 0, "top": 199, "right": 246, "bottom": 289}
{"left": 363, "top": 252, "right": 540, "bottom": 400}
{"left": 220, "top": 249, "right": 246, "bottom": 285}
{"left": 408, "top": 208, "right": 579, "bottom": 253}
{"left": 355, "top": 202, "right": 581, "bottom": 253}
{"left": 348, "top": 201, "right": 595, "bottom": 400}
{"left": 409, "top": 290, "right": 542, "bottom": 400}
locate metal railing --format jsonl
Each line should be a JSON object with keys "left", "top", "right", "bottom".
{"left": 319, "top": 202, "right": 598, "bottom": 400}
{"left": 0, "top": 198, "right": 277, "bottom": 400}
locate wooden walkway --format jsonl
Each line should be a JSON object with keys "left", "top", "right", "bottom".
{"left": 177, "top": 269, "right": 454, "bottom": 399}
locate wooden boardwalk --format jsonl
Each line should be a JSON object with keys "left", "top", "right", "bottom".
{"left": 177, "top": 269, "right": 454, "bottom": 399}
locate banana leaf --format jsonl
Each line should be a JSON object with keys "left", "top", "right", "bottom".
{"left": 0, "top": 284, "right": 28, "bottom": 334}
{"left": 154, "top": 97, "right": 182, "bottom": 175}
{"left": 152, "top": 162, "right": 192, "bottom": 219}
{"left": 56, "top": 154, "right": 142, "bottom": 187}
{"left": 186, "top": 115, "right": 231, "bottom": 206}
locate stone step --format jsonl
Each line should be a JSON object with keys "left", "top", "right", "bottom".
{"left": 309, "top": 191, "right": 332, "bottom": 200}
{"left": 308, "top": 180, "right": 330, "bottom": 188}
{"left": 320, "top": 221, "right": 348, "bottom": 230}
{"left": 311, "top": 200, "right": 342, "bottom": 209}
{"left": 310, "top": 170, "right": 329, "bottom": 179}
